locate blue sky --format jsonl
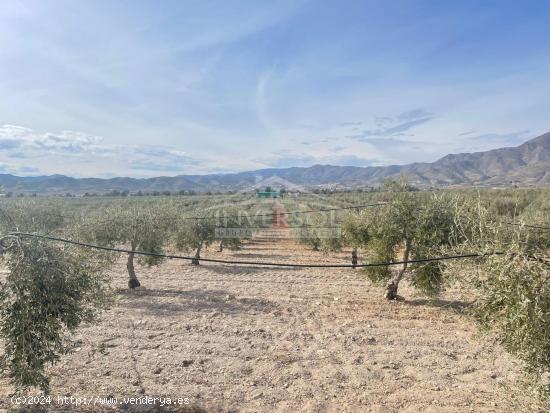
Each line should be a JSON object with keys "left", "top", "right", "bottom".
{"left": 0, "top": 0, "right": 549, "bottom": 177}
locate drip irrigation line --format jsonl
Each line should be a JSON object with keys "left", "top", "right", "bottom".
{"left": 504, "top": 222, "right": 550, "bottom": 230}
{"left": 7, "top": 231, "right": 522, "bottom": 268}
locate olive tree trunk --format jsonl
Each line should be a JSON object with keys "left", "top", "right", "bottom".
{"left": 351, "top": 248, "right": 358, "bottom": 269}
{"left": 192, "top": 243, "right": 202, "bottom": 265}
{"left": 384, "top": 239, "right": 410, "bottom": 300}
{"left": 218, "top": 240, "right": 224, "bottom": 252}
{"left": 127, "top": 248, "right": 141, "bottom": 289}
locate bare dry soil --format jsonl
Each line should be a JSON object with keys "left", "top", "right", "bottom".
{"left": 0, "top": 238, "right": 537, "bottom": 412}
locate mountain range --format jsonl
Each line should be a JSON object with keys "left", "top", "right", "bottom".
{"left": 1, "top": 132, "right": 549, "bottom": 194}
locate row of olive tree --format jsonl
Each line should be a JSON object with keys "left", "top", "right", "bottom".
{"left": 340, "top": 180, "right": 549, "bottom": 402}
{"left": 294, "top": 179, "right": 548, "bottom": 403}
{"left": 0, "top": 196, "right": 255, "bottom": 393}
{"left": 79, "top": 202, "right": 252, "bottom": 288}
{"left": 298, "top": 179, "right": 457, "bottom": 299}
{"left": 0, "top": 184, "right": 547, "bottom": 402}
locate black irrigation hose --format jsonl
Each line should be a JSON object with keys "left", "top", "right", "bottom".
{"left": 505, "top": 222, "right": 550, "bottom": 230}
{"left": 8, "top": 232, "right": 514, "bottom": 268}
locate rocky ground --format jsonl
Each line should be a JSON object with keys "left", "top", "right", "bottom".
{"left": 0, "top": 238, "right": 540, "bottom": 412}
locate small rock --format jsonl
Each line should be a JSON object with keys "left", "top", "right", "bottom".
{"left": 153, "top": 367, "right": 163, "bottom": 374}
{"left": 182, "top": 359, "right": 194, "bottom": 367}
{"left": 251, "top": 391, "right": 263, "bottom": 400}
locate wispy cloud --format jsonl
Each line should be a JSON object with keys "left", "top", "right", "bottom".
{"left": 347, "top": 109, "right": 434, "bottom": 141}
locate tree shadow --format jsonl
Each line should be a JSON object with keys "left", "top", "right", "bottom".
{"left": 227, "top": 252, "right": 292, "bottom": 260}
{"left": 118, "top": 288, "right": 278, "bottom": 316}
{"left": 404, "top": 298, "right": 471, "bottom": 313}
{"left": 240, "top": 244, "right": 297, "bottom": 251}
{"left": 203, "top": 264, "right": 301, "bottom": 274}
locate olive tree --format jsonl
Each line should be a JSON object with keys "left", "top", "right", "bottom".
{"left": 297, "top": 213, "right": 343, "bottom": 252}
{"left": 0, "top": 199, "right": 67, "bottom": 234}
{"left": 297, "top": 224, "right": 322, "bottom": 251}
{"left": 174, "top": 218, "right": 216, "bottom": 264}
{"left": 351, "top": 180, "right": 456, "bottom": 299}
{"left": 173, "top": 206, "right": 251, "bottom": 263}
{"left": 0, "top": 236, "right": 109, "bottom": 393}
{"left": 518, "top": 197, "right": 550, "bottom": 250}
{"left": 81, "top": 203, "right": 171, "bottom": 288}
{"left": 451, "top": 199, "right": 550, "bottom": 403}
{"left": 471, "top": 252, "right": 550, "bottom": 402}
{"left": 214, "top": 207, "right": 251, "bottom": 252}
{"left": 342, "top": 211, "right": 371, "bottom": 267}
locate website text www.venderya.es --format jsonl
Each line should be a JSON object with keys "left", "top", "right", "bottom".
{"left": 11, "top": 395, "right": 191, "bottom": 408}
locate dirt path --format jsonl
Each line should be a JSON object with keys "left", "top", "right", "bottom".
{"left": 0, "top": 239, "right": 534, "bottom": 412}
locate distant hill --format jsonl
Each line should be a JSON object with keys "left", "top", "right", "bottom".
{"left": 1, "top": 132, "right": 549, "bottom": 194}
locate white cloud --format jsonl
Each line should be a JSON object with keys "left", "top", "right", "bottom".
{"left": 0, "top": 125, "right": 103, "bottom": 154}
{"left": 0, "top": 124, "right": 209, "bottom": 176}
